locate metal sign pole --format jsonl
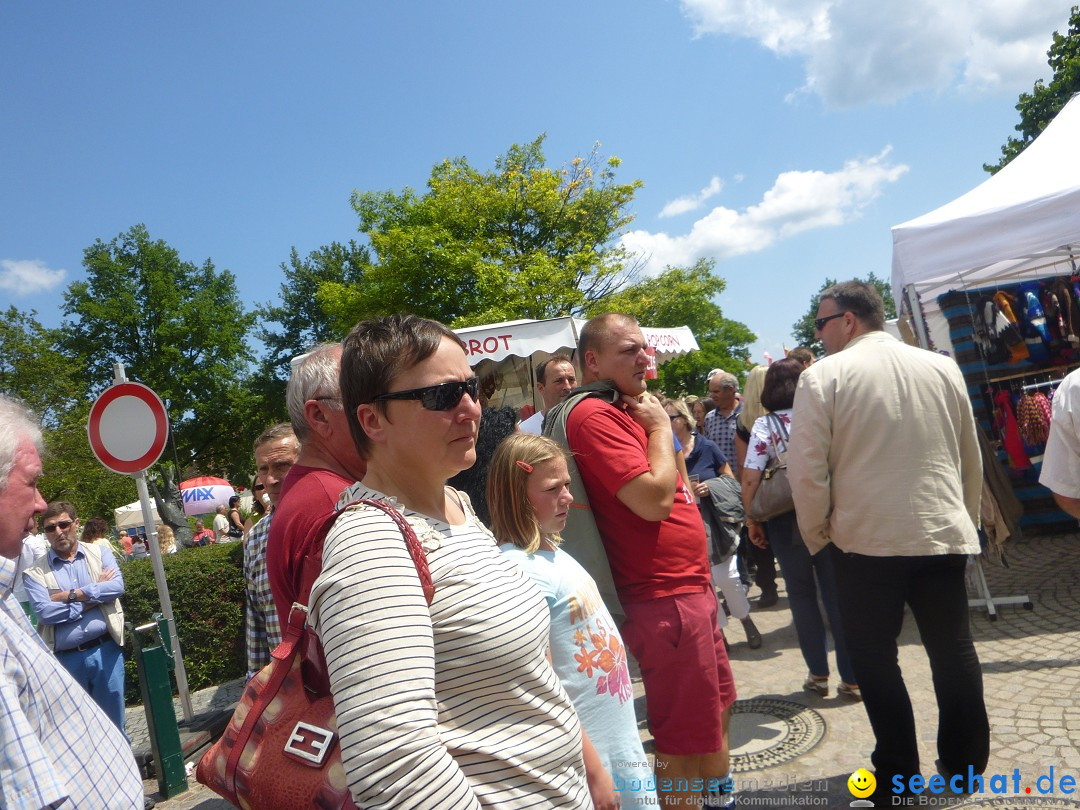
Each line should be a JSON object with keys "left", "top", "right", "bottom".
{"left": 113, "top": 364, "right": 194, "bottom": 722}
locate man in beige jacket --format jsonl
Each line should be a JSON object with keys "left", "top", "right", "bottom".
{"left": 788, "top": 281, "right": 988, "bottom": 805}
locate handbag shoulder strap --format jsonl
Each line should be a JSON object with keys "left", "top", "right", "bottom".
{"left": 299, "top": 498, "right": 435, "bottom": 607}
{"left": 766, "top": 412, "right": 790, "bottom": 453}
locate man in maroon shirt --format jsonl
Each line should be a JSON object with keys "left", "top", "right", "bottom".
{"left": 566, "top": 314, "right": 736, "bottom": 809}
{"left": 266, "top": 343, "right": 368, "bottom": 626}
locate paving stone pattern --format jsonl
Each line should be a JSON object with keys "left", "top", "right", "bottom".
{"left": 145, "top": 532, "right": 1080, "bottom": 808}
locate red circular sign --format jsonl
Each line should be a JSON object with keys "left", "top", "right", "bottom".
{"left": 87, "top": 382, "right": 170, "bottom": 474}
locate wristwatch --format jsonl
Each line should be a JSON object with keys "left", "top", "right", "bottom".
{"left": 67, "top": 589, "right": 77, "bottom": 603}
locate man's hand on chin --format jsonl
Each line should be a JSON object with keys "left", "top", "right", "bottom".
{"left": 621, "top": 393, "right": 671, "bottom": 436}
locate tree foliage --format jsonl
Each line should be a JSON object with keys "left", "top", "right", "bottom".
{"left": 985, "top": 6, "right": 1080, "bottom": 174}
{"left": 588, "top": 260, "right": 755, "bottom": 396}
{"left": 791, "top": 273, "right": 897, "bottom": 355}
{"left": 258, "top": 241, "right": 371, "bottom": 379}
{"left": 60, "top": 224, "right": 260, "bottom": 479}
{"left": 0, "top": 307, "right": 136, "bottom": 518}
{"left": 318, "top": 136, "right": 643, "bottom": 331}
{"left": 0, "top": 307, "right": 74, "bottom": 428}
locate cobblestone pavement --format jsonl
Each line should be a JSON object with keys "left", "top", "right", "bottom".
{"left": 144, "top": 532, "right": 1080, "bottom": 808}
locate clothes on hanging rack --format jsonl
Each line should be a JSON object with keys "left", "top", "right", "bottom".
{"left": 1016, "top": 391, "right": 1052, "bottom": 447}
{"left": 992, "top": 389, "right": 1032, "bottom": 470}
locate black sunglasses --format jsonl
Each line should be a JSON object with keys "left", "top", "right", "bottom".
{"left": 44, "top": 519, "right": 75, "bottom": 534}
{"left": 814, "top": 312, "right": 847, "bottom": 331}
{"left": 371, "top": 377, "right": 480, "bottom": 411}
{"left": 254, "top": 483, "right": 265, "bottom": 491}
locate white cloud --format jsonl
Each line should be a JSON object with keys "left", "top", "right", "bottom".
{"left": 622, "top": 148, "right": 907, "bottom": 274}
{"left": 0, "top": 259, "right": 67, "bottom": 296}
{"left": 680, "top": 0, "right": 1063, "bottom": 106}
{"left": 659, "top": 176, "right": 725, "bottom": 218}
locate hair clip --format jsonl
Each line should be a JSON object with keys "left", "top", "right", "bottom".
{"left": 515, "top": 460, "right": 534, "bottom": 473}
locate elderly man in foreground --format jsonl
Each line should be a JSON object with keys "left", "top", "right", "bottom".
{"left": 0, "top": 394, "right": 144, "bottom": 809}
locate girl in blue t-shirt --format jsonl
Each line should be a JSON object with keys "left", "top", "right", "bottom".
{"left": 488, "top": 433, "right": 658, "bottom": 810}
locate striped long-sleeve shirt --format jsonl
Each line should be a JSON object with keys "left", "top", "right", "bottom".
{"left": 309, "top": 485, "right": 592, "bottom": 809}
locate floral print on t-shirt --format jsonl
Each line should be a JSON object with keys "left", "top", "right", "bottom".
{"left": 744, "top": 408, "right": 793, "bottom": 472}
{"left": 572, "top": 613, "right": 632, "bottom": 703}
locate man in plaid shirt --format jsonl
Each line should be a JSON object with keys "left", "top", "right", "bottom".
{"left": 244, "top": 423, "right": 299, "bottom": 678}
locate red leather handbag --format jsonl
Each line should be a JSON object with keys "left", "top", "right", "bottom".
{"left": 196, "top": 499, "right": 434, "bottom": 809}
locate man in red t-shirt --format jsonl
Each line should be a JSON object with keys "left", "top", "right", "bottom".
{"left": 267, "top": 343, "right": 368, "bottom": 627}
{"left": 567, "top": 313, "right": 736, "bottom": 809}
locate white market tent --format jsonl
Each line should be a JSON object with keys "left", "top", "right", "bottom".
{"left": 454, "top": 316, "right": 700, "bottom": 365}
{"left": 454, "top": 317, "right": 700, "bottom": 411}
{"left": 113, "top": 500, "right": 160, "bottom": 531}
{"left": 891, "top": 93, "right": 1080, "bottom": 352}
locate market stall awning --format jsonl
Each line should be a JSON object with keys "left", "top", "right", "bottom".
{"left": 454, "top": 316, "right": 700, "bottom": 365}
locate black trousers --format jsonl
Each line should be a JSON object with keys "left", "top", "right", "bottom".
{"left": 736, "top": 528, "right": 777, "bottom": 592}
{"left": 827, "top": 547, "right": 990, "bottom": 790}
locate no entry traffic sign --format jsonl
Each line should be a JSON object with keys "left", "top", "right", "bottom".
{"left": 87, "top": 382, "right": 170, "bottom": 474}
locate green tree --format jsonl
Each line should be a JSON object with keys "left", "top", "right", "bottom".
{"left": 791, "top": 273, "right": 897, "bottom": 355}
{"left": 0, "top": 306, "right": 136, "bottom": 518}
{"left": 588, "top": 260, "right": 755, "bottom": 396}
{"left": 258, "top": 241, "right": 371, "bottom": 379}
{"left": 60, "top": 225, "right": 260, "bottom": 480}
{"left": 318, "top": 136, "right": 643, "bottom": 330}
{"left": 0, "top": 307, "right": 74, "bottom": 427}
{"left": 985, "top": 6, "right": 1080, "bottom": 174}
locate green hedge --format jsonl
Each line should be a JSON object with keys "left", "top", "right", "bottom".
{"left": 120, "top": 542, "right": 245, "bottom": 705}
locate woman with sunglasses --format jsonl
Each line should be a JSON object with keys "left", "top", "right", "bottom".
{"left": 308, "top": 314, "right": 593, "bottom": 809}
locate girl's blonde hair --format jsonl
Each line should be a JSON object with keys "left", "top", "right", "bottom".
{"left": 486, "top": 433, "right": 568, "bottom": 553}
{"left": 158, "top": 525, "right": 176, "bottom": 553}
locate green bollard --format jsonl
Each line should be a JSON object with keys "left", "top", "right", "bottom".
{"left": 130, "top": 614, "right": 188, "bottom": 799}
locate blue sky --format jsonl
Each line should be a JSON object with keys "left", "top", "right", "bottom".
{"left": 1, "top": 1, "right": 1071, "bottom": 370}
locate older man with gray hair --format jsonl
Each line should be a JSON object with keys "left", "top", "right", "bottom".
{"left": 244, "top": 422, "right": 300, "bottom": 678}
{"left": 0, "top": 394, "right": 144, "bottom": 809}
{"left": 703, "top": 370, "right": 741, "bottom": 468}
{"left": 267, "top": 343, "right": 368, "bottom": 626}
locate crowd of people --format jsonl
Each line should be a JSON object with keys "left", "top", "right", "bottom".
{"left": 7, "top": 278, "right": 1078, "bottom": 808}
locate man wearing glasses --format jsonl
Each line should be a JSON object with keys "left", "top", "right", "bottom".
{"left": 788, "top": 280, "right": 987, "bottom": 804}
{"left": 23, "top": 501, "right": 128, "bottom": 733}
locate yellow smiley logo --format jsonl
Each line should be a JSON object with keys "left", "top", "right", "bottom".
{"left": 848, "top": 768, "right": 876, "bottom": 798}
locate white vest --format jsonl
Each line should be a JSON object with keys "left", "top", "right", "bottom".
{"left": 23, "top": 541, "right": 125, "bottom": 650}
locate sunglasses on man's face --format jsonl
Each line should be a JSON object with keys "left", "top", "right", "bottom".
{"left": 371, "top": 377, "right": 480, "bottom": 411}
{"left": 44, "top": 519, "right": 75, "bottom": 534}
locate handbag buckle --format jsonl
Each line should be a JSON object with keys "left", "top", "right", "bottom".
{"left": 283, "top": 721, "right": 336, "bottom": 766}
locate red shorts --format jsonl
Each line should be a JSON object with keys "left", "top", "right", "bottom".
{"left": 621, "top": 590, "right": 737, "bottom": 755}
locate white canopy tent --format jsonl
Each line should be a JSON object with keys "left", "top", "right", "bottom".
{"left": 454, "top": 317, "right": 700, "bottom": 411}
{"left": 455, "top": 316, "right": 700, "bottom": 365}
{"left": 891, "top": 93, "right": 1080, "bottom": 352}
{"left": 113, "top": 500, "right": 161, "bottom": 531}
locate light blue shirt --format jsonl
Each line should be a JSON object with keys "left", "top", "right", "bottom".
{"left": 500, "top": 545, "right": 657, "bottom": 806}
{"left": 22, "top": 543, "right": 125, "bottom": 651}
{"left": 1, "top": 557, "right": 142, "bottom": 808}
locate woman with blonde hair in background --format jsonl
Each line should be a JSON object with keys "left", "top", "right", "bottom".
{"left": 157, "top": 525, "right": 179, "bottom": 554}
{"left": 489, "top": 432, "right": 651, "bottom": 808}
{"left": 735, "top": 364, "right": 778, "bottom": 606}
{"left": 664, "top": 398, "right": 761, "bottom": 649}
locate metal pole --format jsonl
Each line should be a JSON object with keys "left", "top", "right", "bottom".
{"left": 113, "top": 364, "right": 194, "bottom": 722}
